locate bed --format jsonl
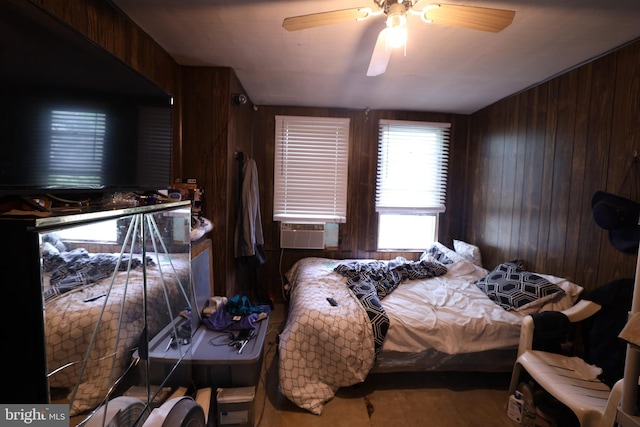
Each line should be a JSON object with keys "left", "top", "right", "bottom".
{"left": 278, "top": 242, "right": 583, "bottom": 415}
{"left": 41, "top": 240, "right": 192, "bottom": 416}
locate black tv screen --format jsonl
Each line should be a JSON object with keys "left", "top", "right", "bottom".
{"left": 0, "top": 90, "right": 172, "bottom": 194}
{"left": 0, "top": 0, "right": 173, "bottom": 196}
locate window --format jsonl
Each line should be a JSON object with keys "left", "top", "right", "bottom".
{"left": 49, "top": 109, "right": 107, "bottom": 187}
{"left": 273, "top": 115, "right": 350, "bottom": 223}
{"left": 376, "top": 119, "right": 450, "bottom": 250}
{"left": 55, "top": 219, "right": 119, "bottom": 242}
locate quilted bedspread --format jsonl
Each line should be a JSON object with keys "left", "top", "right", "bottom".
{"left": 44, "top": 252, "right": 190, "bottom": 415}
{"left": 279, "top": 258, "right": 376, "bottom": 415}
{"left": 278, "top": 255, "right": 584, "bottom": 415}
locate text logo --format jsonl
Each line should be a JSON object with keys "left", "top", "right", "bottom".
{"left": 1, "top": 405, "right": 68, "bottom": 426}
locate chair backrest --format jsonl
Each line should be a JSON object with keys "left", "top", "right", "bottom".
{"left": 516, "top": 300, "right": 601, "bottom": 358}
{"left": 597, "top": 379, "right": 623, "bottom": 427}
{"left": 512, "top": 297, "right": 627, "bottom": 427}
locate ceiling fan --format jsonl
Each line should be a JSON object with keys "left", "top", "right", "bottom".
{"left": 282, "top": 1, "right": 515, "bottom": 76}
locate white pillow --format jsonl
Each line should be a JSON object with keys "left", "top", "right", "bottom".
{"left": 453, "top": 239, "right": 483, "bottom": 267}
{"left": 422, "top": 242, "right": 467, "bottom": 264}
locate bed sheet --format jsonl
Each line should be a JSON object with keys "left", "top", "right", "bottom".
{"left": 279, "top": 256, "right": 583, "bottom": 415}
{"left": 44, "top": 253, "right": 190, "bottom": 416}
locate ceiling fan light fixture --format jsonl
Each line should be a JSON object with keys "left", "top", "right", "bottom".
{"left": 385, "top": 3, "right": 408, "bottom": 48}
{"left": 386, "top": 25, "right": 407, "bottom": 49}
{"left": 284, "top": 2, "right": 516, "bottom": 77}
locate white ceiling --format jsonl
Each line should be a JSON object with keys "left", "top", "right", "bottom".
{"left": 111, "top": 0, "right": 640, "bottom": 114}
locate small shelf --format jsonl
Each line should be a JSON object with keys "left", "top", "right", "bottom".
{"left": 31, "top": 200, "right": 191, "bottom": 230}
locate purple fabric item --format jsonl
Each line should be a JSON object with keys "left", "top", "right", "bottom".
{"left": 202, "top": 305, "right": 270, "bottom": 332}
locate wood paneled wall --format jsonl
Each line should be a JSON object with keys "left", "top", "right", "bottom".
{"left": 249, "top": 107, "right": 469, "bottom": 300}
{"left": 181, "top": 67, "right": 254, "bottom": 298}
{"left": 465, "top": 39, "right": 640, "bottom": 294}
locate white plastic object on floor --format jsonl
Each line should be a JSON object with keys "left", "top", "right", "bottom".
{"left": 142, "top": 396, "right": 205, "bottom": 427}
{"left": 508, "top": 299, "right": 624, "bottom": 427}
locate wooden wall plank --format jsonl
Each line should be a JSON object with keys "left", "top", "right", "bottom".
{"left": 465, "top": 110, "right": 489, "bottom": 254}
{"left": 575, "top": 53, "right": 616, "bottom": 289}
{"left": 495, "top": 97, "right": 517, "bottom": 264}
{"left": 483, "top": 102, "right": 506, "bottom": 261}
{"left": 516, "top": 83, "right": 544, "bottom": 268}
{"left": 545, "top": 70, "right": 579, "bottom": 276}
{"left": 508, "top": 91, "right": 528, "bottom": 263}
{"left": 535, "top": 78, "right": 559, "bottom": 273}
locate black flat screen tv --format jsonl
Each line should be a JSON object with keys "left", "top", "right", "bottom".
{"left": 0, "top": 0, "right": 173, "bottom": 197}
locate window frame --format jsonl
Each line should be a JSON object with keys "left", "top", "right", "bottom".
{"left": 375, "top": 119, "right": 450, "bottom": 250}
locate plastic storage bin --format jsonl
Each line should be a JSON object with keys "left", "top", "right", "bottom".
{"left": 142, "top": 316, "right": 269, "bottom": 389}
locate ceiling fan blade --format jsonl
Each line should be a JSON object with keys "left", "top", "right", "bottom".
{"left": 419, "top": 4, "right": 515, "bottom": 33}
{"left": 367, "top": 28, "right": 392, "bottom": 77}
{"left": 283, "top": 8, "right": 373, "bottom": 31}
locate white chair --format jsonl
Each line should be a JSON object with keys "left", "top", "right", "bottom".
{"left": 507, "top": 300, "right": 624, "bottom": 427}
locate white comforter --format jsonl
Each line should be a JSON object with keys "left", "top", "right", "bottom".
{"left": 278, "top": 256, "right": 582, "bottom": 415}
{"left": 381, "top": 259, "right": 521, "bottom": 354}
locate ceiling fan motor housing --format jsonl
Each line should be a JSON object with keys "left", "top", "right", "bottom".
{"left": 386, "top": 3, "right": 408, "bottom": 27}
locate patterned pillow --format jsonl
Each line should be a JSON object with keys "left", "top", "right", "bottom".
{"left": 474, "top": 262, "right": 565, "bottom": 311}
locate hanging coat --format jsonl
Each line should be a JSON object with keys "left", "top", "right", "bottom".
{"left": 235, "top": 158, "right": 265, "bottom": 260}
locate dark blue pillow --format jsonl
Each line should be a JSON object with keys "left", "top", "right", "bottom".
{"left": 474, "top": 262, "right": 564, "bottom": 311}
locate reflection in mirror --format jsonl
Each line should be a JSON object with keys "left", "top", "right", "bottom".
{"left": 40, "top": 206, "right": 192, "bottom": 424}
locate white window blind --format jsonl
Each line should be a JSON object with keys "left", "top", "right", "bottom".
{"left": 376, "top": 119, "right": 450, "bottom": 213}
{"left": 273, "top": 115, "right": 350, "bottom": 223}
{"left": 49, "top": 109, "right": 106, "bottom": 187}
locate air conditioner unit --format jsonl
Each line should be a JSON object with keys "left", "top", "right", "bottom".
{"left": 280, "top": 223, "right": 325, "bottom": 249}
